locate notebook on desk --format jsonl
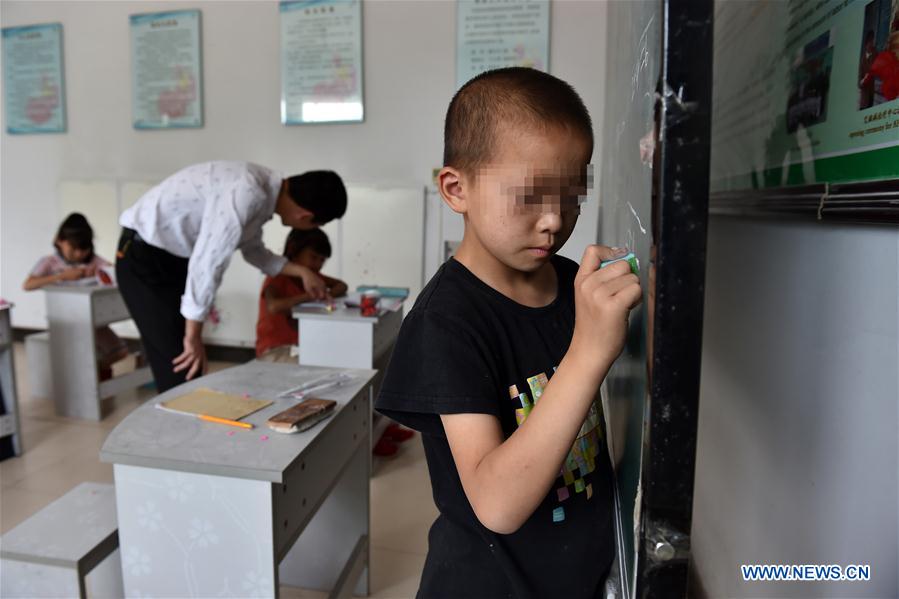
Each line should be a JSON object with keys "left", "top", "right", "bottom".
{"left": 158, "top": 388, "right": 272, "bottom": 421}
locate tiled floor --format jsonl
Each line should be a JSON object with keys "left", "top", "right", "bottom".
{"left": 0, "top": 342, "right": 436, "bottom": 598}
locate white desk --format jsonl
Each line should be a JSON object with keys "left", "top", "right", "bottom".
{"left": 293, "top": 302, "right": 404, "bottom": 447}
{"left": 293, "top": 304, "right": 403, "bottom": 371}
{"left": 0, "top": 304, "right": 22, "bottom": 456}
{"left": 44, "top": 285, "right": 152, "bottom": 420}
{"left": 100, "top": 361, "right": 375, "bottom": 598}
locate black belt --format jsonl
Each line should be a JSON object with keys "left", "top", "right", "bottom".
{"left": 118, "top": 228, "right": 147, "bottom": 259}
{"left": 121, "top": 228, "right": 148, "bottom": 244}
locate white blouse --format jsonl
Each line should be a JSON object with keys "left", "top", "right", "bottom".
{"left": 120, "top": 161, "right": 288, "bottom": 321}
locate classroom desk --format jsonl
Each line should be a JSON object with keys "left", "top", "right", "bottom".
{"left": 100, "top": 361, "right": 376, "bottom": 598}
{"left": 293, "top": 302, "right": 403, "bottom": 447}
{"left": 0, "top": 304, "right": 22, "bottom": 457}
{"left": 44, "top": 285, "right": 152, "bottom": 420}
{"left": 293, "top": 303, "right": 403, "bottom": 370}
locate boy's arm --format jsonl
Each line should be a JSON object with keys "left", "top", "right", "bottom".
{"left": 280, "top": 262, "right": 327, "bottom": 299}
{"left": 263, "top": 285, "right": 312, "bottom": 315}
{"left": 321, "top": 275, "right": 348, "bottom": 298}
{"left": 441, "top": 246, "right": 641, "bottom": 535}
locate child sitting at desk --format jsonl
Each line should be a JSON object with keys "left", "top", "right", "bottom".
{"left": 23, "top": 213, "right": 129, "bottom": 377}
{"left": 256, "top": 229, "right": 415, "bottom": 456}
{"left": 255, "top": 228, "right": 347, "bottom": 363}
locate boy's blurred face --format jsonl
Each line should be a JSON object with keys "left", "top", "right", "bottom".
{"left": 461, "top": 124, "right": 591, "bottom": 274}
{"left": 57, "top": 239, "right": 89, "bottom": 263}
{"left": 293, "top": 246, "right": 327, "bottom": 273}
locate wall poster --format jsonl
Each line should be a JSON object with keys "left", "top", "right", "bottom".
{"left": 2, "top": 23, "right": 66, "bottom": 134}
{"left": 280, "top": 0, "right": 364, "bottom": 124}
{"left": 456, "top": 0, "right": 550, "bottom": 88}
{"left": 130, "top": 10, "right": 203, "bottom": 129}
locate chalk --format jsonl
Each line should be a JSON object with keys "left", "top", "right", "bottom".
{"left": 600, "top": 252, "right": 639, "bottom": 275}
{"left": 260, "top": 435, "right": 269, "bottom": 441}
{"left": 227, "top": 431, "right": 235, "bottom": 436}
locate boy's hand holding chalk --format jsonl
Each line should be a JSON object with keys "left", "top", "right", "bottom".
{"left": 599, "top": 251, "right": 640, "bottom": 275}
{"left": 570, "top": 246, "right": 643, "bottom": 370}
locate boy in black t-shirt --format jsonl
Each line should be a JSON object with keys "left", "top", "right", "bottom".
{"left": 376, "top": 67, "right": 642, "bottom": 599}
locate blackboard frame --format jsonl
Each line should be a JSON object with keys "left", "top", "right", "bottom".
{"left": 635, "top": 0, "right": 714, "bottom": 596}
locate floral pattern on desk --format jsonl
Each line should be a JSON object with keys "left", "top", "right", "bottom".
{"left": 114, "top": 464, "right": 276, "bottom": 598}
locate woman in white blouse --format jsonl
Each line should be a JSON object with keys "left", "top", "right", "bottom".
{"left": 116, "top": 161, "right": 346, "bottom": 391}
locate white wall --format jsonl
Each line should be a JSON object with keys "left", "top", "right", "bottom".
{"left": 0, "top": 0, "right": 610, "bottom": 335}
{"left": 691, "top": 217, "right": 899, "bottom": 598}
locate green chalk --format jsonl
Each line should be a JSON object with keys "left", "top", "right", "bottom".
{"left": 600, "top": 252, "right": 640, "bottom": 275}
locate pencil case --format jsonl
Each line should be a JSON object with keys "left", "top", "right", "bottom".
{"left": 266, "top": 398, "right": 337, "bottom": 434}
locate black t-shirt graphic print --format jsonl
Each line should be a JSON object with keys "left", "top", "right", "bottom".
{"left": 377, "top": 255, "right": 615, "bottom": 599}
{"left": 509, "top": 368, "right": 606, "bottom": 524}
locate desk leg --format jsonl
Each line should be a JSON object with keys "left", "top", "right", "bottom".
{"left": 278, "top": 440, "right": 371, "bottom": 596}
{"left": 47, "top": 293, "right": 102, "bottom": 420}
{"left": 113, "top": 464, "right": 278, "bottom": 598}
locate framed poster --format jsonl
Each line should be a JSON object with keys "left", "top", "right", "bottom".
{"left": 130, "top": 10, "right": 203, "bottom": 129}
{"left": 2, "top": 23, "right": 66, "bottom": 134}
{"left": 280, "top": 0, "right": 364, "bottom": 124}
{"left": 456, "top": 0, "right": 550, "bottom": 88}
{"left": 710, "top": 0, "right": 899, "bottom": 193}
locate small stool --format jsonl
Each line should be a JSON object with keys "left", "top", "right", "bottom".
{"left": 0, "top": 482, "right": 122, "bottom": 598}
{"left": 24, "top": 331, "right": 51, "bottom": 399}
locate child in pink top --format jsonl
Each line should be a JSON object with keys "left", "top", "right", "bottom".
{"left": 23, "top": 213, "right": 129, "bottom": 372}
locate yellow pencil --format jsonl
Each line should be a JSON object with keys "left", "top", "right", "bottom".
{"left": 199, "top": 414, "right": 254, "bottom": 429}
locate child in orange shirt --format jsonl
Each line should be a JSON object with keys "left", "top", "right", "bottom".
{"left": 255, "top": 228, "right": 347, "bottom": 362}
{"left": 256, "top": 227, "right": 415, "bottom": 456}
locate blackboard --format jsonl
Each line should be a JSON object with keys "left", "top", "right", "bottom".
{"left": 599, "top": 1, "right": 713, "bottom": 596}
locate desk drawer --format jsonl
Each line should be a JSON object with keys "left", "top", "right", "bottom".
{"left": 92, "top": 292, "right": 131, "bottom": 326}
{"left": 271, "top": 387, "right": 370, "bottom": 560}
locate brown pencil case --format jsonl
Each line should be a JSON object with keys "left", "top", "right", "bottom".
{"left": 266, "top": 398, "right": 338, "bottom": 434}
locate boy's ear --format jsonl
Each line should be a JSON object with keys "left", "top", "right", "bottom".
{"left": 437, "top": 166, "right": 469, "bottom": 215}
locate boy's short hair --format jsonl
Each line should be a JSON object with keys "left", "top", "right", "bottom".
{"left": 283, "top": 227, "right": 332, "bottom": 260}
{"left": 285, "top": 171, "right": 347, "bottom": 225}
{"left": 443, "top": 67, "right": 593, "bottom": 175}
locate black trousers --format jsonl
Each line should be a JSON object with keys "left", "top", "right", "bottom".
{"left": 116, "top": 228, "right": 190, "bottom": 393}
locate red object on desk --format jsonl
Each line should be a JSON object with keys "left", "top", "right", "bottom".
{"left": 360, "top": 292, "right": 379, "bottom": 317}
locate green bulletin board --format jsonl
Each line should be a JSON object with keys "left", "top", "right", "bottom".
{"left": 710, "top": 0, "right": 899, "bottom": 191}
